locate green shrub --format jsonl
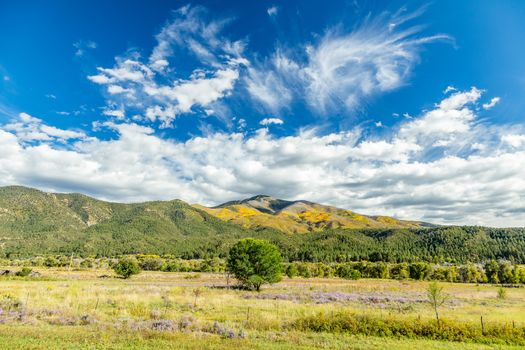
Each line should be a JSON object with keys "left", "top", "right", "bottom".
{"left": 113, "top": 258, "right": 141, "bottom": 279}
{"left": 409, "top": 262, "right": 431, "bottom": 280}
{"left": 390, "top": 263, "right": 409, "bottom": 280}
{"left": 497, "top": 287, "right": 507, "bottom": 300}
{"left": 285, "top": 264, "right": 298, "bottom": 278}
{"left": 336, "top": 264, "right": 361, "bottom": 280}
{"left": 161, "top": 261, "right": 181, "bottom": 272}
{"left": 16, "top": 267, "right": 33, "bottom": 277}
{"left": 139, "top": 257, "right": 164, "bottom": 271}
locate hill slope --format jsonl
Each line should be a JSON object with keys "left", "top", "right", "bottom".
{"left": 0, "top": 186, "right": 252, "bottom": 257}
{"left": 195, "top": 195, "right": 428, "bottom": 233}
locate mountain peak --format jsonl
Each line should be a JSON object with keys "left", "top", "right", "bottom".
{"left": 206, "top": 194, "right": 428, "bottom": 233}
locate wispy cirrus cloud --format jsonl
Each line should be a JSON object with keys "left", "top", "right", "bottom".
{"left": 245, "top": 8, "right": 451, "bottom": 114}
{"left": 73, "top": 40, "right": 97, "bottom": 57}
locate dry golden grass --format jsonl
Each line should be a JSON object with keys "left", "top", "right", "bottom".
{"left": 0, "top": 268, "right": 524, "bottom": 349}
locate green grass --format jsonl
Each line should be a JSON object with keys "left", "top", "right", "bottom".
{"left": 0, "top": 325, "right": 521, "bottom": 350}
{"left": 1, "top": 268, "right": 525, "bottom": 349}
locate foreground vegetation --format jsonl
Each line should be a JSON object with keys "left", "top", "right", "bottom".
{"left": 1, "top": 268, "right": 525, "bottom": 349}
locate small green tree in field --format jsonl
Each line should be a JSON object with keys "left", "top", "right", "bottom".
{"left": 114, "top": 258, "right": 141, "bottom": 279}
{"left": 427, "top": 282, "right": 448, "bottom": 326}
{"left": 227, "top": 238, "right": 282, "bottom": 291}
{"left": 497, "top": 287, "right": 507, "bottom": 300}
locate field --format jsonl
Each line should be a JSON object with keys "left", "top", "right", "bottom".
{"left": 0, "top": 268, "right": 524, "bottom": 349}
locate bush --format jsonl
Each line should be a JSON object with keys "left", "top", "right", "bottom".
{"left": 139, "top": 257, "right": 164, "bottom": 271}
{"left": 113, "top": 258, "right": 141, "bottom": 279}
{"left": 285, "top": 264, "right": 298, "bottom": 278}
{"left": 16, "top": 267, "right": 32, "bottom": 277}
{"left": 390, "top": 263, "right": 410, "bottom": 280}
{"left": 485, "top": 260, "right": 500, "bottom": 283}
{"left": 336, "top": 264, "right": 361, "bottom": 280}
{"left": 458, "top": 264, "right": 486, "bottom": 283}
{"left": 409, "top": 262, "right": 431, "bottom": 280}
{"left": 497, "top": 287, "right": 507, "bottom": 300}
{"left": 227, "top": 238, "right": 282, "bottom": 291}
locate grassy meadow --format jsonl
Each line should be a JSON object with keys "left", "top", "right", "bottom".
{"left": 0, "top": 268, "right": 524, "bottom": 349}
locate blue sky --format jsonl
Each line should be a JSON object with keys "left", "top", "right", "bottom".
{"left": 1, "top": 1, "right": 524, "bottom": 226}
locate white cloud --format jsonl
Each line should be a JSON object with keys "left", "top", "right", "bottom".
{"left": 260, "top": 117, "right": 284, "bottom": 126}
{"left": 107, "top": 85, "right": 132, "bottom": 95}
{"left": 483, "top": 97, "right": 501, "bottom": 110}
{"left": 245, "top": 66, "right": 292, "bottom": 112}
{"left": 267, "top": 6, "right": 278, "bottom": 17}
{"left": 502, "top": 134, "right": 525, "bottom": 148}
{"left": 1, "top": 88, "right": 525, "bottom": 226}
{"left": 3, "top": 113, "right": 85, "bottom": 143}
{"left": 87, "top": 5, "right": 247, "bottom": 127}
{"left": 400, "top": 87, "right": 480, "bottom": 141}
{"left": 40, "top": 125, "right": 85, "bottom": 140}
{"left": 74, "top": 40, "right": 97, "bottom": 57}
{"left": 438, "top": 87, "right": 482, "bottom": 110}
{"left": 144, "top": 68, "right": 239, "bottom": 113}
{"left": 102, "top": 108, "right": 125, "bottom": 119}
{"left": 144, "top": 105, "right": 177, "bottom": 127}
{"left": 443, "top": 85, "right": 456, "bottom": 94}
{"left": 87, "top": 5, "right": 450, "bottom": 126}
{"left": 237, "top": 118, "right": 247, "bottom": 130}
{"left": 246, "top": 9, "right": 450, "bottom": 113}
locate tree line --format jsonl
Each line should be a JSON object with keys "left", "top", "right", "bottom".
{"left": 4, "top": 252, "right": 525, "bottom": 285}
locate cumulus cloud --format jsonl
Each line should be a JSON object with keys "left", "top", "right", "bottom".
{"left": 1, "top": 88, "right": 524, "bottom": 226}
{"left": 443, "top": 85, "right": 456, "bottom": 94}
{"left": 102, "top": 107, "right": 125, "bottom": 119}
{"left": 483, "top": 97, "right": 501, "bottom": 110}
{"left": 502, "top": 134, "right": 525, "bottom": 148}
{"left": 87, "top": 5, "right": 247, "bottom": 127}
{"left": 400, "top": 87, "right": 480, "bottom": 140}
{"left": 260, "top": 117, "right": 284, "bottom": 126}
{"left": 3, "top": 113, "right": 85, "bottom": 143}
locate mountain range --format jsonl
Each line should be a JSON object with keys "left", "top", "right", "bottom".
{"left": 4, "top": 185, "right": 525, "bottom": 264}
{"left": 0, "top": 185, "right": 427, "bottom": 257}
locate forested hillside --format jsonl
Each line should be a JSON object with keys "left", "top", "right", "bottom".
{"left": 1, "top": 186, "right": 524, "bottom": 263}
